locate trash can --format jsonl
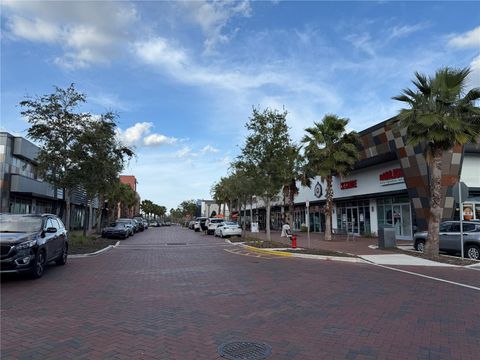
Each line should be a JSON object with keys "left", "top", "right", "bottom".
{"left": 378, "top": 225, "right": 396, "bottom": 249}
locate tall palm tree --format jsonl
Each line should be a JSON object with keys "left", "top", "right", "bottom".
{"left": 393, "top": 67, "right": 480, "bottom": 258}
{"left": 302, "top": 115, "right": 359, "bottom": 241}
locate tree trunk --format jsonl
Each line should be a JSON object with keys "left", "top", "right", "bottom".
{"left": 82, "top": 196, "right": 89, "bottom": 237}
{"left": 65, "top": 188, "right": 71, "bottom": 231}
{"left": 242, "top": 199, "right": 247, "bottom": 239}
{"left": 229, "top": 200, "right": 233, "bottom": 220}
{"left": 426, "top": 150, "right": 443, "bottom": 258}
{"left": 266, "top": 197, "right": 271, "bottom": 242}
{"left": 250, "top": 197, "right": 253, "bottom": 232}
{"left": 88, "top": 201, "right": 93, "bottom": 234}
{"left": 325, "top": 176, "right": 333, "bottom": 241}
{"left": 288, "top": 185, "right": 295, "bottom": 229}
{"left": 96, "top": 194, "right": 104, "bottom": 234}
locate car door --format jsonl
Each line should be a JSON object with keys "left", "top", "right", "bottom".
{"left": 440, "top": 222, "right": 459, "bottom": 252}
{"left": 52, "top": 217, "right": 66, "bottom": 257}
{"left": 43, "top": 218, "right": 58, "bottom": 261}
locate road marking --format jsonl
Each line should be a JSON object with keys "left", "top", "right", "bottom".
{"left": 372, "top": 263, "right": 480, "bottom": 291}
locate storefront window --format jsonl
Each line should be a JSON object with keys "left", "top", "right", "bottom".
{"left": 377, "top": 196, "right": 412, "bottom": 239}
{"left": 335, "top": 200, "right": 370, "bottom": 235}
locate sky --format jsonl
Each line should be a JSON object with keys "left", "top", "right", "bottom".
{"left": 1, "top": 1, "right": 479, "bottom": 211}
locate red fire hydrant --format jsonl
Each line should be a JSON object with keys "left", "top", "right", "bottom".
{"left": 291, "top": 235, "right": 297, "bottom": 249}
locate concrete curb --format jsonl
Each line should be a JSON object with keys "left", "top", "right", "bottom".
{"left": 70, "top": 241, "right": 120, "bottom": 258}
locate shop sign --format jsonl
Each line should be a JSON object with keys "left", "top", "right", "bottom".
{"left": 340, "top": 180, "right": 357, "bottom": 190}
{"left": 314, "top": 182, "right": 323, "bottom": 198}
{"left": 379, "top": 168, "right": 404, "bottom": 186}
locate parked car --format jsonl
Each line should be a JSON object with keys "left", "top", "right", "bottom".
{"left": 414, "top": 220, "right": 480, "bottom": 260}
{"left": 133, "top": 217, "right": 145, "bottom": 232}
{"left": 194, "top": 217, "right": 208, "bottom": 232}
{"left": 206, "top": 218, "right": 224, "bottom": 235}
{"left": 215, "top": 221, "right": 242, "bottom": 238}
{"left": 188, "top": 220, "right": 195, "bottom": 230}
{"left": 102, "top": 222, "right": 131, "bottom": 239}
{"left": 142, "top": 219, "right": 149, "bottom": 230}
{"left": 149, "top": 220, "right": 160, "bottom": 227}
{"left": 0, "top": 213, "right": 68, "bottom": 279}
{"left": 117, "top": 218, "right": 137, "bottom": 234}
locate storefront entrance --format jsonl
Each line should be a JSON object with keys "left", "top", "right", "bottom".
{"left": 336, "top": 200, "right": 371, "bottom": 235}
{"left": 377, "top": 197, "right": 412, "bottom": 240}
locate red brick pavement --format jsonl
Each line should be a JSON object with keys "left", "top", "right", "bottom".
{"left": 1, "top": 226, "right": 479, "bottom": 359}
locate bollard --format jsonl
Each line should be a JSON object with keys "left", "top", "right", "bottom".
{"left": 291, "top": 235, "right": 297, "bottom": 249}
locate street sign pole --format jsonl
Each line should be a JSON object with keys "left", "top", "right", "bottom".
{"left": 306, "top": 201, "right": 310, "bottom": 248}
{"left": 459, "top": 184, "right": 464, "bottom": 259}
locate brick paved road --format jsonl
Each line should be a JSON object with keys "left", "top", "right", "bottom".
{"left": 2, "top": 226, "right": 479, "bottom": 359}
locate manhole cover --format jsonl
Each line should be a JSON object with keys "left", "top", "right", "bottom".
{"left": 218, "top": 341, "right": 272, "bottom": 360}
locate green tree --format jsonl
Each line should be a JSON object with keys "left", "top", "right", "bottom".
{"left": 392, "top": 67, "right": 480, "bottom": 258}
{"left": 179, "top": 200, "right": 198, "bottom": 219}
{"left": 302, "top": 114, "right": 359, "bottom": 241}
{"left": 75, "top": 113, "right": 134, "bottom": 234}
{"left": 21, "top": 84, "right": 90, "bottom": 230}
{"left": 238, "top": 107, "right": 296, "bottom": 241}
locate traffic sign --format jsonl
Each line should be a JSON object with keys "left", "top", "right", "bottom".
{"left": 453, "top": 182, "right": 469, "bottom": 203}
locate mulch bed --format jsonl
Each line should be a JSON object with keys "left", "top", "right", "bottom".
{"left": 70, "top": 238, "right": 118, "bottom": 255}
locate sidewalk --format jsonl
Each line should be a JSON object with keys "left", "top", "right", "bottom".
{"left": 243, "top": 230, "right": 457, "bottom": 267}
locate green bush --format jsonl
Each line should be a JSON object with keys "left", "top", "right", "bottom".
{"left": 300, "top": 224, "right": 308, "bottom": 232}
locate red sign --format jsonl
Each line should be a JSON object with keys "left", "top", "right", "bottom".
{"left": 379, "top": 168, "right": 404, "bottom": 185}
{"left": 340, "top": 180, "right": 357, "bottom": 190}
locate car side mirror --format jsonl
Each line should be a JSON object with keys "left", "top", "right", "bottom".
{"left": 46, "top": 227, "right": 57, "bottom": 233}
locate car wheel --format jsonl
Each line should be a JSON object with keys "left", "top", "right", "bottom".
{"left": 415, "top": 240, "right": 425, "bottom": 253}
{"left": 466, "top": 245, "right": 480, "bottom": 260}
{"left": 55, "top": 243, "right": 68, "bottom": 266}
{"left": 31, "top": 250, "right": 46, "bottom": 279}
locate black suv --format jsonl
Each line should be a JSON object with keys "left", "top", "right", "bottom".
{"left": 0, "top": 213, "right": 68, "bottom": 279}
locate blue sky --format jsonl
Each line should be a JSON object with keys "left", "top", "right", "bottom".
{"left": 1, "top": 1, "right": 479, "bottom": 211}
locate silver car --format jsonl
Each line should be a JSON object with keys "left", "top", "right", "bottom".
{"left": 414, "top": 221, "right": 480, "bottom": 260}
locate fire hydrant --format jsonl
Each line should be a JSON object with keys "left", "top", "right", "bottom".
{"left": 291, "top": 234, "right": 297, "bottom": 249}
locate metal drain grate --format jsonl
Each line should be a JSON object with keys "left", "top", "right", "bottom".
{"left": 218, "top": 341, "right": 272, "bottom": 360}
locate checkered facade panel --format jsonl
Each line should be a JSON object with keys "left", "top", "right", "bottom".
{"left": 358, "top": 122, "right": 463, "bottom": 231}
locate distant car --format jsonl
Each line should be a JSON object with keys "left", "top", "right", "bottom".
{"left": 102, "top": 222, "right": 130, "bottom": 239}
{"left": 215, "top": 221, "right": 242, "bottom": 238}
{"left": 165, "top": 222, "right": 171, "bottom": 226}
{"left": 133, "top": 217, "right": 145, "bottom": 232}
{"left": 0, "top": 213, "right": 68, "bottom": 279}
{"left": 414, "top": 220, "right": 480, "bottom": 260}
{"left": 206, "top": 218, "right": 224, "bottom": 235}
{"left": 142, "top": 219, "right": 149, "bottom": 230}
{"left": 149, "top": 220, "right": 160, "bottom": 227}
{"left": 194, "top": 217, "right": 208, "bottom": 232}
{"left": 117, "top": 218, "right": 136, "bottom": 235}
{"left": 188, "top": 221, "right": 195, "bottom": 230}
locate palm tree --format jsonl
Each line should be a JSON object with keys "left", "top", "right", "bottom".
{"left": 393, "top": 67, "right": 480, "bottom": 258}
{"left": 302, "top": 115, "right": 359, "bottom": 241}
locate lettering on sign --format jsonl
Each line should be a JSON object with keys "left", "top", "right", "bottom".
{"left": 379, "top": 168, "right": 404, "bottom": 186}
{"left": 340, "top": 180, "right": 357, "bottom": 190}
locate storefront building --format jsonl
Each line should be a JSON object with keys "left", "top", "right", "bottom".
{"left": 241, "top": 118, "right": 480, "bottom": 240}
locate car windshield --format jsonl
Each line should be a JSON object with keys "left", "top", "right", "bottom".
{"left": 117, "top": 220, "right": 131, "bottom": 225}
{"left": 211, "top": 219, "right": 223, "bottom": 223}
{"left": 114, "top": 223, "right": 126, "bottom": 228}
{"left": 224, "top": 222, "right": 238, "bottom": 226}
{"left": 0, "top": 214, "right": 43, "bottom": 233}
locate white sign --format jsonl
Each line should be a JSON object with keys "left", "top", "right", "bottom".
{"left": 251, "top": 222, "right": 259, "bottom": 233}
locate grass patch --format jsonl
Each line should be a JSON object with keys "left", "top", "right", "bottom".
{"left": 69, "top": 231, "right": 117, "bottom": 254}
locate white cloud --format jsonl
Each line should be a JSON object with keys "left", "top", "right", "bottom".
{"left": 468, "top": 55, "right": 480, "bottom": 88}
{"left": 116, "top": 122, "right": 177, "bottom": 148}
{"left": 388, "top": 23, "right": 427, "bottom": 40}
{"left": 201, "top": 145, "right": 219, "bottom": 153}
{"left": 3, "top": 1, "right": 139, "bottom": 69}
{"left": 8, "top": 15, "right": 60, "bottom": 43}
{"left": 177, "top": 0, "right": 251, "bottom": 54}
{"left": 144, "top": 134, "right": 177, "bottom": 146}
{"left": 448, "top": 26, "right": 480, "bottom": 49}
{"left": 344, "top": 32, "right": 376, "bottom": 57}
{"left": 175, "top": 146, "right": 194, "bottom": 158}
